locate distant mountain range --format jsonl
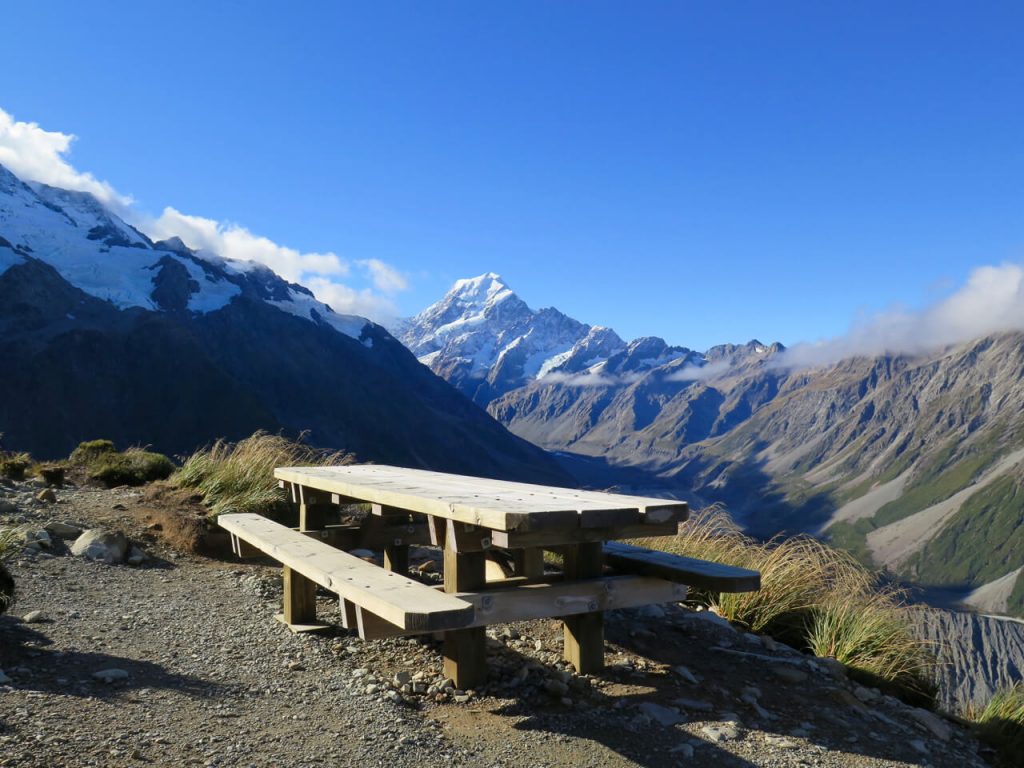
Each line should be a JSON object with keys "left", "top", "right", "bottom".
{"left": 403, "top": 274, "right": 1024, "bottom": 615}
{"left": 0, "top": 165, "right": 568, "bottom": 485}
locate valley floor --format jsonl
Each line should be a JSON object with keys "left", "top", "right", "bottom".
{"left": 0, "top": 484, "right": 993, "bottom": 767}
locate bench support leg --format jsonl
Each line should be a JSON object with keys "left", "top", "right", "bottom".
{"left": 280, "top": 566, "right": 320, "bottom": 631}
{"left": 442, "top": 544, "right": 487, "bottom": 690}
{"left": 562, "top": 542, "right": 605, "bottom": 674}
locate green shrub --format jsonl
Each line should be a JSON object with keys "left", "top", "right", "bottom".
{"left": 633, "top": 507, "right": 935, "bottom": 704}
{"left": 69, "top": 439, "right": 116, "bottom": 466}
{"left": 88, "top": 448, "right": 175, "bottom": 488}
{"left": 973, "top": 684, "right": 1024, "bottom": 767}
{"left": 0, "top": 453, "right": 32, "bottom": 481}
{"left": 175, "top": 431, "right": 353, "bottom": 519}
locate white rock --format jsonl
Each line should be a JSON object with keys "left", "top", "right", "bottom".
{"left": 910, "top": 707, "right": 951, "bottom": 741}
{"left": 637, "top": 702, "right": 685, "bottom": 726}
{"left": 71, "top": 530, "right": 129, "bottom": 564}
{"left": 21, "top": 609, "right": 44, "bottom": 623}
{"left": 700, "top": 723, "right": 739, "bottom": 742}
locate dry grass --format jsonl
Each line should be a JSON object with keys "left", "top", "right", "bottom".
{"left": 634, "top": 506, "right": 935, "bottom": 702}
{"left": 175, "top": 431, "right": 354, "bottom": 519}
{"left": 0, "top": 526, "right": 23, "bottom": 614}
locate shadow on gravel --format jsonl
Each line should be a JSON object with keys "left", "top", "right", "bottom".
{"left": 0, "top": 616, "right": 232, "bottom": 701}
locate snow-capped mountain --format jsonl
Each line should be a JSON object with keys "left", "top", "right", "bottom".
{"left": 0, "top": 164, "right": 568, "bottom": 484}
{"left": 0, "top": 164, "right": 367, "bottom": 339}
{"left": 399, "top": 273, "right": 710, "bottom": 404}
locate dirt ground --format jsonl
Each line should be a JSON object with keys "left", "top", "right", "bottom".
{"left": 0, "top": 480, "right": 995, "bottom": 767}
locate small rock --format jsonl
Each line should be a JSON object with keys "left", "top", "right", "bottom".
{"left": 35, "top": 489, "right": 56, "bottom": 504}
{"left": 126, "top": 546, "right": 147, "bottom": 566}
{"left": 771, "top": 666, "right": 808, "bottom": 684}
{"left": 71, "top": 530, "right": 129, "bottom": 564}
{"left": 672, "top": 665, "right": 699, "bottom": 684}
{"left": 910, "top": 707, "right": 951, "bottom": 741}
{"left": 287, "top": 661, "right": 305, "bottom": 672}
{"left": 393, "top": 671, "right": 411, "bottom": 687}
{"left": 544, "top": 679, "right": 569, "bottom": 697}
{"left": 93, "top": 668, "right": 130, "bottom": 683}
{"left": 700, "top": 723, "right": 739, "bottom": 742}
{"left": 45, "top": 521, "right": 82, "bottom": 539}
{"left": 636, "top": 603, "right": 666, "bottom": 620}
{"left": 21, "top": 610, "right": 44, "bottom": 624}
{"left": 637, "top": 702, "right": 685, "bottom": 726}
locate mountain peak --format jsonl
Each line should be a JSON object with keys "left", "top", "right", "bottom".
{"left": 447, "top": 272, "right": 513, "bottom": 306}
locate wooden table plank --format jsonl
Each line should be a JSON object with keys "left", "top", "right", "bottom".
{"left": 275, "top": 465, "right": 688, "bottom": 531}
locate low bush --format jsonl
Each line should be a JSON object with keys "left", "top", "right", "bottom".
{"left": 87, "top": 448, "right": 175, "bottom": 488}
{"left": 175, "top": 431, "right": 354, "bottom": 519}
{"left": 0, "top": 453, "right": 32, "bottom": 481}
{"left": 973, "top": 684, "right": 1024, "bottom": 767}
{"left": 69, "top": 439, "right": 116, "bottom": 466}
{"left": 634, "top": 506, "right": 935, "bottom": 704}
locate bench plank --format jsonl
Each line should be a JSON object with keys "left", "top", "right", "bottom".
{"left": 603, "top": 541, "right": 761, "bottom": 593}
{"left": 219, "top": 513, "right": 473, "bottom": 631}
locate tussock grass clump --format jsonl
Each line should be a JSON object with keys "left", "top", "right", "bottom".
{"left": 972, "top": 684, "right": 1024, "bottom": 766}
{"left": 88, "top": 448, "right": 175, "bottom": 488}
{"left": 67, "top": 440, "right": 174, "bottom": 487}
{"left": 69, "top": 439, "right": 117, "bottom": 466}
{"left": 175, "top": 431, "right": 354, "bottom": 519}
{"left": 0, "top": 453, "right": 32, "bottom": 481}
{"left": 635, "top": 506, "right": 935, "bottom": 703}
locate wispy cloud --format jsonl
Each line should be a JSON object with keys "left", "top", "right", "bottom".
{"left": 664, "top": 358, "right": 733, "bottom": 382}
{"left": 0, "top": 107, "right": 407, "bottom": 322}
{"left": 778, "top": 263, "right": 1024, "bottom": 369}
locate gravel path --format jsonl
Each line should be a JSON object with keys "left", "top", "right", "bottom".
{"left": 0, "top": 482, "right": 996, "bottom": 767}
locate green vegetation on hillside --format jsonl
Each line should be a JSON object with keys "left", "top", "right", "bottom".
{"left": 175, "top": 431, "right": 353, "bottom": 519}
{"left": 905, "top": 475, "right": 1024, "bottom": 588}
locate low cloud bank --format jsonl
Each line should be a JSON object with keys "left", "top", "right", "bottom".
{"left": 778, "top": 263, "right": 1024, "bottom": 369}
{"left": 0, "top": 107, "right": 406, "bottom": 322}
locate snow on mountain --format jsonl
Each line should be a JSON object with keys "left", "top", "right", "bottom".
{"left": 0, "top": 163, "right": 369, "bottom": 339}
{"left": 399, "top": 273, "right": 710, "bottom": 404}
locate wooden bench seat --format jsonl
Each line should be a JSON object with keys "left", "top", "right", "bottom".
{"left": 219, "top": 513, "right": 474, "bottom": 633}
{"left": 603, "top": 541, "right": 761, "bottom": 593}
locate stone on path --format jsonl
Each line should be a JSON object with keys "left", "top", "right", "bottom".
{"left": 93, "top": 668, "right": 130, "bottom": 683}
{"left": 71, "top": 530, "right": 129, "bottom": 564}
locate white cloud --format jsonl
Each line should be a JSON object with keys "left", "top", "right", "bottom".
{"left": 779, "top": 263, "right": 1024, "bottom": 369}
{"left": 358, "top": 258, "right": 408, "bottom": 294}
{"left": 0, "top": 108, "right": 131, "bottom": 210}
{"left": 540, "top": 370, "right": 620, "bottom": 387}
{"left": 0, "top": 106, "right": 408, "bottom": 323}
{"left": 147, "top": 208, "right": 349, "bottom": 284}
{"left": 665, "top": 358, "right": 733, "bottom": 382}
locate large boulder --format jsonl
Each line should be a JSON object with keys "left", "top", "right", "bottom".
{"left": 70, "top": 530, "right": 129, "bottom": 564}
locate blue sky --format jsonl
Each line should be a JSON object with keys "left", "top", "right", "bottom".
{"left": 1, "top": 2, "right": 1022, "bottom": 350}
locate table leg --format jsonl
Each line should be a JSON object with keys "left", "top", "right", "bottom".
{"left": 562, "top": 542, "right": 605, "bottom": 674}
{"left": 513, "top": 547, "right": 544, "bottom": 579}
{"left": 442, "top": 541, "right": 487, "bottom": 690}
{"left": 384, "top": 543, "right": 409, "bottom": 574}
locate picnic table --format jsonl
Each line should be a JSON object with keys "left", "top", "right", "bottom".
{"left": 219, "top": 464, "right": 759, "bottom": 689}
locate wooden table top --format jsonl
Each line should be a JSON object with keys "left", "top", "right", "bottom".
{"left": 275, "top": 464, "right": 689, "bottom": 533}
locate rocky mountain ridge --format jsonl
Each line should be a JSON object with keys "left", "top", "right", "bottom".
{"left": 0, "top": 165, "right": 568, "bottom": 484}
{"left": 407, "top": 276, "right": 1024, "bottom": 616}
